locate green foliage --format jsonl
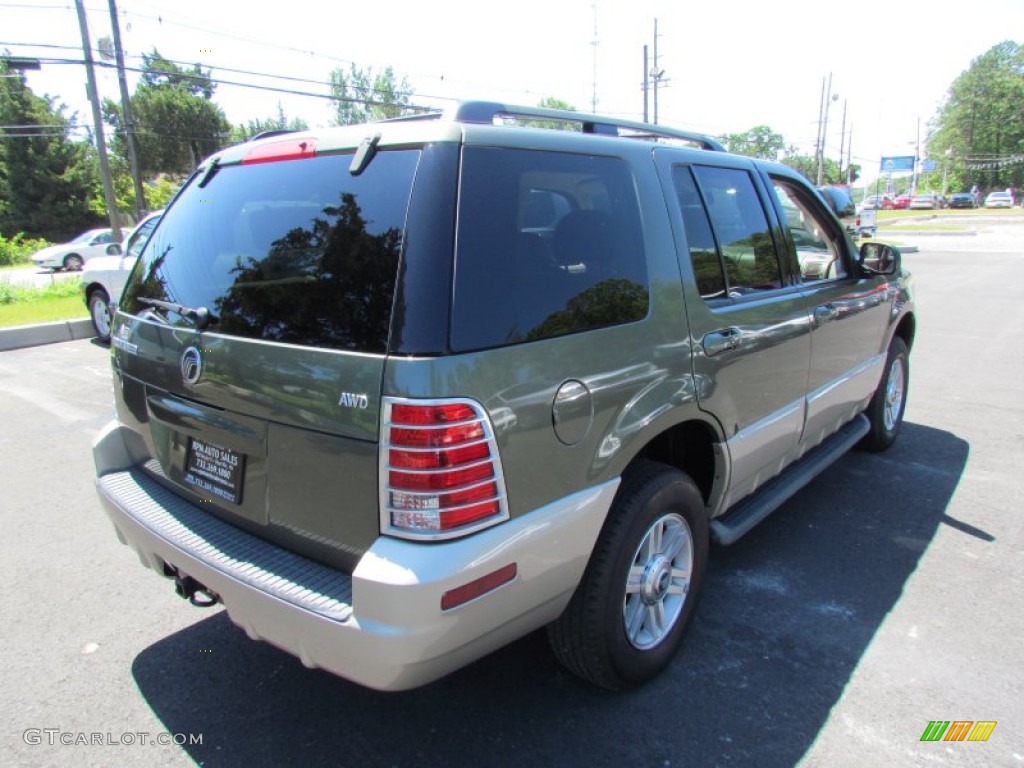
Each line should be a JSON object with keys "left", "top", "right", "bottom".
{"left": 106, "top": 50, "right": 231, "bottom": 176}
{"left": 928, "top": 40, "right": 1024, "bottom": 192}
{"left": 229, "top": 104, "right": 310, "bottom": 144}
{"left": 144, "top": 176, "right": 182, "bottom": 210}
{"left": 0, "top": 232, "right": 50, "bottom": 266}
{"left": 722, "top": 126, "right": 785, "bottom": 160}
{"left": 778, "top": 152, "right": 859, "bottom": 186}
{"left": 512, "top": 97, "right": 581, "bottom": 131}
{"left": 329, "top": 64, "right": 414, "bottom": 126}
{"left": 0, "top": 60, "right": 102, "bottom": 240}
{"left": 538, "top": 97, "right": 575, "bottom": 112}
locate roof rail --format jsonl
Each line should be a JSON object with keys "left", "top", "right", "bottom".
{"left": 450, "top": 100, "right": 725, "bottom": 151}
{"left": 246, "top": 129, "right": 298, "bottom": 142}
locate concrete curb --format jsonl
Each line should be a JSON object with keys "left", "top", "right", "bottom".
{"left": 0, "top": 318, "right": 95, "bottom": 352}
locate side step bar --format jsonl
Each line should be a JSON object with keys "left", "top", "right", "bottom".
{"left": 710, "top": 414, "right": 870, "bottom": 546}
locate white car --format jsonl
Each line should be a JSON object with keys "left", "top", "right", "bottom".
{"left": 984, "top": 191, "right": 1014, "bottom": 208}
{"left": 81, "top": 211, "right": 163, "bottom": 342}
{"left": 30, "top": 228, "right": 116, "bottom": 271}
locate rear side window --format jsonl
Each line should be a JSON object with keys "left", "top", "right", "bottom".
{"left": 121, "top": 150, "right": 419, "bottom": 353}
{"left": 673, "top": 164, "right": 782, "bottom": 299}
{"left": 451, "top": 147, "right": 648, "bottom": 351}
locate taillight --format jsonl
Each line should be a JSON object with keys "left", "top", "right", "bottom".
{"left": 381, "top": 397, "right": 509, "bottom": 539}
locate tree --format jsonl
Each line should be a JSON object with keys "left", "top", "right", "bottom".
{"left": 106, "top": 50, "right": 230, "bottom": 176}
{"left": 722, "top": 126, "right": 785, "bottom": 160}
{"left": 0, "top": 59, "right": 99, "bottom": 240}
{"left": 328, "top": 64, "right": 414, "bottom": 126}
{"left": 928, "top": 40, "right": 1024, "bottom": 192}
{"left": 229, "top": 104, "right": 309, "bottom": 144}
{"left": 538, "top": 97, "right": 575, "bottom": 112}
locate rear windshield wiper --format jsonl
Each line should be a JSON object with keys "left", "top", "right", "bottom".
{"left": 138, "top": 298, "right": 215, "bottom": 330}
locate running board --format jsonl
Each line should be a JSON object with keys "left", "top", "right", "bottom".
{"left": 710, "top": 414, "right": 870, "bottom": 546}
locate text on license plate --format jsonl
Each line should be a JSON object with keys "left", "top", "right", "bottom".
{"left": 184, "top": 437, "right": 245, "bottom": 504}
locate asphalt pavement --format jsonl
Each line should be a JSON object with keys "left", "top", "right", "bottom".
{"left": 1, "top": 216, "right": 1022, "bottom": 767}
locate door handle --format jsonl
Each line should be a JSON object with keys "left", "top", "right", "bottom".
{"left": 814, "top": 304, "right": 839, "bottom": 323}
{"left": 702, "top": 327, "right": 741, "bottom": 356}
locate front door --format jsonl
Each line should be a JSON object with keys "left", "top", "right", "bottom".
{"left": 768, "top": 175, "right": 891, "bottom": 452}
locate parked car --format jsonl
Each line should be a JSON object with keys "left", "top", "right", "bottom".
{"left": 948, "top": 192, "right": 976, "bottom": 209}
{"left": 909, "top": 193, "right": 943, "bottom": 210}
{"left": 891, "top": 194, "right": 913, "bottom": 210}
{"left": 984, "top": 190, "right": 1014, "bottom": 208}
{"left": 860, "top": 194, "right": 894, "bottom": 210}
{"left": 81, "top": 210, "right": 163, "bottom": 342}
{"left": 29, "top": 228, "right": 115, "bottom": 271}
{"left": 93, "top": 101, "right": 915, "bottom": 693}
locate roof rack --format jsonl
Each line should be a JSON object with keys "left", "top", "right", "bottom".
{"left": 456, "top": 101, "right": 725, "bottom": 151}
{"left": 380, "top": 101, "right": 724, "bottom": 151}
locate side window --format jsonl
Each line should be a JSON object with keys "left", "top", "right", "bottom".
{"left": 452, "top": 148, "right": 649, "bottom": 352}
{"left": 672, "top": 164, "right": 782, "bottom": 299}
{"left": 126, "top": 218, "right": 158, "bottom": 258}
{"left": 672, "top": 166, "right": 726, "bottom": 298}
{"left": 772, "top": 179, "right": 847, "bottom": 281}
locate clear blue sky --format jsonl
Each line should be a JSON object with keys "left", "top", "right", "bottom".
{"left": 4, "top": 0, "right": 1022, "bottom": 186}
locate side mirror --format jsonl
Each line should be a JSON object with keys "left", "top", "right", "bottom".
{"left": 858, "top": 241, "right": 900, "bottom": 276}
{"left": 106, "top": 243, "right": 123, "bottom": 256}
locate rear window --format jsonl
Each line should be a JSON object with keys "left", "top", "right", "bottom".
{"left": 121, "top": 150, "right": 420, "bottom": 353}
{"left": 451, "top": 147, "right": 648, "bottom": 352}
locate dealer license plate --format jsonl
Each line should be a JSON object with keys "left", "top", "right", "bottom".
{"left": 184, "top": 437, "right": 245, "bottom": 505}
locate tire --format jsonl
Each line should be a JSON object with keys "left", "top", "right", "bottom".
{"left": 860, "top": 336, "right": 909, "bottom": 452}
{"left": 63, "top": 253, "right": 84, "bottom": 271}
{"left": 547, "top": 461, "right": 708, "bottom": 690}
{"left": 88, "top": 288, "right": 112, "bottom": 342}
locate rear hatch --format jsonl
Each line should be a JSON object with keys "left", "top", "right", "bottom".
{"left": 111, "top": 137, "right": 423, "bottom": 570}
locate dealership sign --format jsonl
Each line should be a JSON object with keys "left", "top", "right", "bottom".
{"left": 880, "top": 156, "right": 916, "bottom": 172}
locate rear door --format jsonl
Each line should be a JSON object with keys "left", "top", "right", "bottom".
{"left": 114, "top": 145, "right": 422, "bottom": 568}
{"left": 656, "top": 152, "right": 812, "bottom": 510}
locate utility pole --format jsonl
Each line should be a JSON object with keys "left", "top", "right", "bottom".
{"left": 108, "top": 0, "right": 145, "bottom": 220}
{"left": 814, "top": 76, "right": 825, "bottom": 177}
{"left": 846, "top": 124, "right": 853, "bottom": 185}
{"left": 837, "top": 99, "right": 847, "bottom": 183}
{"left": 911, "top": 117, "right": 921, "bottom": 196}
{"left": 74, "top": 0, "right": 121, "bottom": 241}
{"left": 649, "top": 19, "right": 668, "bottom": 125}
{"left": 815, "top": 72, "right": 835, "bottom": 186}
{"left": 642, "top": 45, "right": 649, "bottom": 123}
{"left": 590, "top": 1, "right": 599, "bottom": 113}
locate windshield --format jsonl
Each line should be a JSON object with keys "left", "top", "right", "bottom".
{"left": 121, "top": 150, "right": 420, "bottom": 352}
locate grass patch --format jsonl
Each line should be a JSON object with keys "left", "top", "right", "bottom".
{"left": 0, "top": 277, "right": 86, "bottom": 327}
{"left": 880, "top": 222, "right": 967, "bottom": 232}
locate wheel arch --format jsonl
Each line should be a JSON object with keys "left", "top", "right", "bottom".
{"left": 628, "top": 417, "right": 724, "bottom": 511}
{"left": 83, "top": 281, "right": 108, "bottom": 304}
{"left": 892, "top": 311, "right": 916, "bottom": 353}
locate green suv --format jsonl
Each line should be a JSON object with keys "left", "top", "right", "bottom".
{"left": 93, "top": 102, "right": 915, "bottom": 691}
